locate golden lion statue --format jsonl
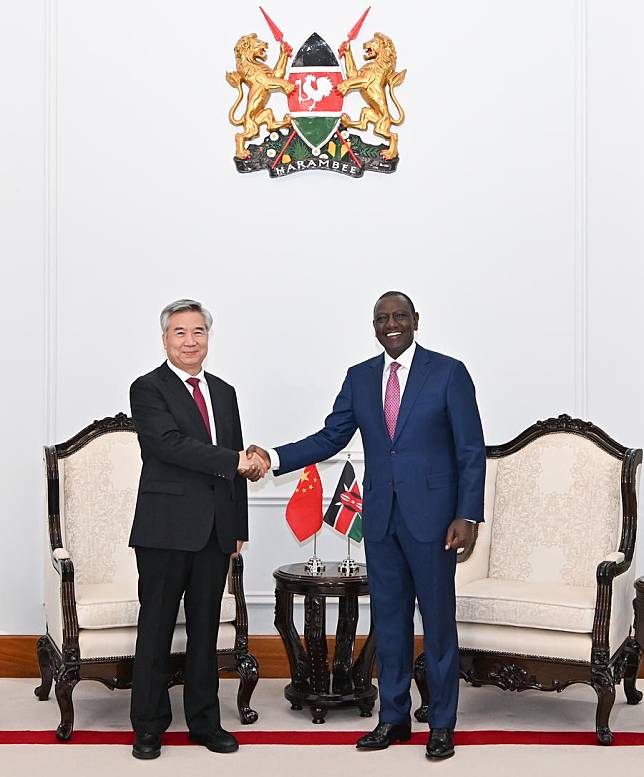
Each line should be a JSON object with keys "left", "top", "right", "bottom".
{"left": 226, "top": 33, "right": 294, "bottom": 160}
{"left": 337, "top": 33, "right": 406, "bottom": 160}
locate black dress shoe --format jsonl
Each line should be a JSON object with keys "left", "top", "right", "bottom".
{"left": 189, "top": 727, "right": 239, "bottom": 753}
{"left": 356, "top": 722, "right": 412, "bottom": 750}
{"left": 426, "top": 728, "right": 455, "bottom": 759}
{"left": 132, "top": 732, "right": 161, "bottom": 760}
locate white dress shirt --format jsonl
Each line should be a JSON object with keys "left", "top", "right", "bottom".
{"left": 166, "top": 359, "right": 218, "bottom": 445}
{"left": 382, "top": 340, "right": 416, "bottom": 404}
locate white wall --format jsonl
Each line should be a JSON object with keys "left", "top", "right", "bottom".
{"left": 0, "top": 2, "right": 46, "bottom": 633}
{"left": 1, "top": 0, "right": 642, "bottom": 634}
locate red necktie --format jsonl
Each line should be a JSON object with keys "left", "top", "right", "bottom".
{"left": 384, "top": 362, "right": 401, "bottom": 440}
{"left": 186, "top": 377, "right": 212, "bottom": 440}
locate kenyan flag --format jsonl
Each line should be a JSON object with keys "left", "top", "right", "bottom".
{"left": 323, "top": 461, "right": 363, "bottom": 542}
{"left": 287, "top": 33, "right": 344, "bottom": 151}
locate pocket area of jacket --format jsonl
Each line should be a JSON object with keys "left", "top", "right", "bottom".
{"left": 141, "top": 481, "right": 185, "bottom": 495}
{"left": 426, "top": 472, "right": 456, "bottom": 489}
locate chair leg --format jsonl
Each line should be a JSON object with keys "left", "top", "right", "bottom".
{"left": 413, "top": 652, "right": 430, "bottom": 723}
{"left": 623, "top": 638, "right": 643, "bottom": 705}
{"left": 592, "top": 667, "right": 616, "bottom": 745}
{"left": 34, "top": 636, "right": 54, "bottom": 701}
{"left": 54, "top": 666, "right": 79, "bottom": 741}
{"left": 235, "top": 653, "right": 259, "bottom": 724}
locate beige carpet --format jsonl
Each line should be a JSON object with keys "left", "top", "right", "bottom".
{"left": 0, "top": 678, "right": 643, "bottom": 776}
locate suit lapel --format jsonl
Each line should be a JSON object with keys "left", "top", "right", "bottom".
{"left": 392, "top": 346, "right": 432, "bottom": 444}
{"left": 368, "top": 354, "right": 390, "bottom": 444}
{"left": 159, "top": 362, "right": 212, "bottom": 443}
{"left": 205, "top": 372, "right": 229, "bottom": 447}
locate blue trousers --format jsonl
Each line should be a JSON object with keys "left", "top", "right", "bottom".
{"left": 364, "top": 497, "right": 459, "bottom": 729}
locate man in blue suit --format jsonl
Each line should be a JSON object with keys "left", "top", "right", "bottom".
{"left": 250, "top": 291, "right": 485, "bottom": 760}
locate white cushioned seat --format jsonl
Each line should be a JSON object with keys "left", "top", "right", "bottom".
{"left": 75, "top": 583, "right": 237, "bottom": 629}
{"left": 78, "top": 622, "right": 236, "bottom": 660}
{"left": 457, "top": 578, "right": 596, "bottom": 633}
{"left": 456, "top": 622, "right": 592, "bottom": 662}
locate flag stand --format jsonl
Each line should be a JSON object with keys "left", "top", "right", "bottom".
{"left": 305, "top": 532, "right": 326, "bottom": 576}
{"left": 338, "top": 452, "right": 360, "bottom": 576}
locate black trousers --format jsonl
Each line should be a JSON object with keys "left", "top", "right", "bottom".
{"left": 130, "top": 527, "right": 230, "bottom": 735}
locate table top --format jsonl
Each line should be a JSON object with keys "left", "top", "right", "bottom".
{"left": 274, "top": 562, "right": 369, "bottom": 596}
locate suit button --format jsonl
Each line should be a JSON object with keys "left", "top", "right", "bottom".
{"left": 390, "top": 450, "right": 396, "bottom": 455}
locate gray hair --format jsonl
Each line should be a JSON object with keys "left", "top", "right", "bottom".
{"left": 160, "top": 299, "right": 213, "bottom": 334}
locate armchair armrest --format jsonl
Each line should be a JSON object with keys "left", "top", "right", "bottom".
{"left": 51, "top": 547, "right": 71, "bottom": 574}
{"left": 592, "top": 550, "right": 633, "bottom": 662}
{"left": 230, "top": 554, "right": 250, "bottom": 654}
{"left": 47, "top": 546, "right": 80, "bottom": 659}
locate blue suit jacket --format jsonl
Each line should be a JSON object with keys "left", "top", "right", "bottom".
{"left": 276, "top": 344, "right": 486, "bottom": 543}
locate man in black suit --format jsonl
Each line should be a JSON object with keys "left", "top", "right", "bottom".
{"left": 128, "top": 299, "right": 267, "bottom": 760}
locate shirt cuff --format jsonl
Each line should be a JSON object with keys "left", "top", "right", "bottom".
{"left": 266, "top": 448, "right": 280, "bottom": 471}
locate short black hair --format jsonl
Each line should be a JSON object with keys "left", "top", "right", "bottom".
{"left": 374, "top": 290, "right": 416, "bottom": 315}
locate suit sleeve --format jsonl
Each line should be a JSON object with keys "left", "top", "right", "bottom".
{"left": 230, "top": 388, "right": 249, "bottom": 542}
{"left": 130, "top": 377, "right": 240, "bottom": 478}
{"left": 275, "top": 370, "right": 358, "bottom": 475}
{"left": 446, "top": 361, "right": 486, "bottom": 523}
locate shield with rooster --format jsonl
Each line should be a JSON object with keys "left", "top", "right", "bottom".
{"left": 287, "top": 33, "right": 344, "bottom": 151}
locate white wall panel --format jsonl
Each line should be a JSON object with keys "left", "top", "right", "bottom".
{"left": 586, "top": 1, "right": 644, "bottom": 561}
{"left": 0, "top": 2, "right": 45, "bottom": 633}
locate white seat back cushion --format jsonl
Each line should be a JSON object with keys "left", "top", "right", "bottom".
{"left": 62, "top": 431, "right": 141, "bottom": 588}
{"left": 488, "top": 434, "right": 622, "bottom": 588}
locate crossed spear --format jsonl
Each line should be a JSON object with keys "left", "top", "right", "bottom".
{"left": 259, "top": 6, "right": 371, "bottom": 169}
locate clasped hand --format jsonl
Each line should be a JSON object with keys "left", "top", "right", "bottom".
{"left": 236, "top": 445, "right": 271, "bottom": 482}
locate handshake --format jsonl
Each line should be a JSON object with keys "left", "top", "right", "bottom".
{"left": 236, "top": 445, "right": 271, "bottom": 482}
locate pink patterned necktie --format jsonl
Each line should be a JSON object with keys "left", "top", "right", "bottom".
{"left": 384, "top": 362, "right": 401, "bottom": 440}
{"left": 186, "top": 377, "right": 212, "bottom": 440}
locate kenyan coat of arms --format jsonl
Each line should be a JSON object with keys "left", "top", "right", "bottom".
{"left": 226, "top": 7, "right": 406, "bottom": 178}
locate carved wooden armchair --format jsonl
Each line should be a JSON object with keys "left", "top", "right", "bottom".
{"left": 35, "top": 414, "right": 259, "bottom": 740}
{"left": 414, "top": 415, "right": 642, "bottom": 744}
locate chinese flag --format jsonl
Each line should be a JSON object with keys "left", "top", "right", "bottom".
{"left": 286, "top": 465, "right": 323, "bottom": 541}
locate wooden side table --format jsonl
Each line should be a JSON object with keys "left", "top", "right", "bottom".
{"left": 273, "top": 563, "right": 377, "bottom": 724}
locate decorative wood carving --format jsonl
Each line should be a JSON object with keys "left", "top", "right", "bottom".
{"left": 235, "top": 653, "right": 260, "bottom": 724}
{"left": 274, "top": 564, "right": 378, "bottom": 724}
{"left": 333, "top": 596, "right": 358, "bottom": 696}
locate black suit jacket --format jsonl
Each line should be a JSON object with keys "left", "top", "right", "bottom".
{"left": 128, "top": 362, "right": 248, "bottom": 553}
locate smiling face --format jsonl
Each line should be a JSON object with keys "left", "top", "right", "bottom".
{"left": 162, "top": 310, "right": 209, "bottom": 375}
{"left": 373, "top": 294, "right": 419, "bottom": 358}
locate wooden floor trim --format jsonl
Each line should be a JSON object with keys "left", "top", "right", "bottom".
{"left": 1, "top": 635, "right": 398, "bottom": 678}
{"left": 2, "top": 635, "right": 643, "bottom": 679}
{"left": 0, "top": 636, "right": 41, "bottom": 677}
